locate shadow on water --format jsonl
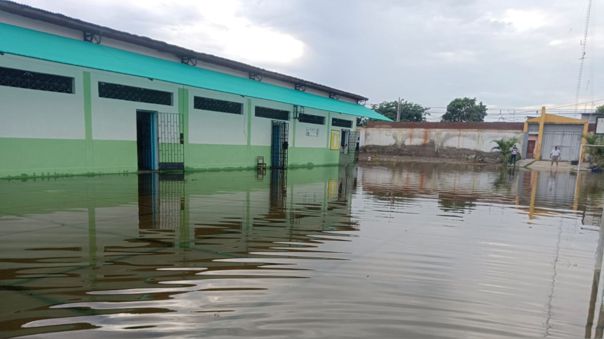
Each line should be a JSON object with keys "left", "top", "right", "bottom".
{"left": 1, "top": 163, "right": 604, "bottom": 338}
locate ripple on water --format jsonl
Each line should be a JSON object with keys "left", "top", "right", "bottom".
{"left": 1, "top": 165, "right": 603, "bottom": 338}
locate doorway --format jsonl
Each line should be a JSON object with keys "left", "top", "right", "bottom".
{"left": 271, "top": 121, "right": 289, "bottom": 169}
{"left": 340, "top": 129, "right": 350, "bottom": 154}
{"left": 136, "top": 110, "right": 158, "bottom": 171}
{"left": 527, "top": 140, "right": 536, "bottom": 159}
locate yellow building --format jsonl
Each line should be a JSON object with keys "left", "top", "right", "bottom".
{"left": 523, "top": 108, "right": 589, "bottom": 162}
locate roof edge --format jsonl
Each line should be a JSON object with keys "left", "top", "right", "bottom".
{"left": 0, "top": 0, "right": 368, "bottom": 101}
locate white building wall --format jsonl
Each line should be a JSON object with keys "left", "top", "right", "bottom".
{"left": 0, "top": 55, "right": 85, "bottom": 139}
{"left": 90, "top": 71, "right": 179, "bottom": 141}
{"left": 188, "top": 88, "right": 247, "bottom": 145}
{"left": 250, "top": 98, "right": 293, "bottom": 146}
{"left": 294, "top": 108, "right": 328, "bottom": 148}
{"left": 361, "top": 127, "right": 524, "bottom": 153}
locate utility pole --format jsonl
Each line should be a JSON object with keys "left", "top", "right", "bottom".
{"left": 396, "top": 97, "right": 401, "bottom": 122}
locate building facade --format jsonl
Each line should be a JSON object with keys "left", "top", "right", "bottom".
{"left": 0, "top": 2, "right": 387, "bottom": 178}
{"left": 523, "top": 111, "right": 588, "bottom": 162}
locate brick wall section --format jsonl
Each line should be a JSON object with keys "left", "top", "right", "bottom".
{"left": 367, "top": 121, "right": 525, "bottom": 131}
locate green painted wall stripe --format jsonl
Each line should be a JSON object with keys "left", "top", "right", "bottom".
{"left": 326, "top": 112, "right": 332, "bottom": 147}
{"left": 292, "top": 110, "right": 297, "bottom": 148}
{"left": 178, "top": 88, "right": 190, "bottom": 164}
{"left": 246, "top": 98, "right": 252, "bottom": 146}
{"left": 83, "top": 71, "right": 93, "bottom": 167}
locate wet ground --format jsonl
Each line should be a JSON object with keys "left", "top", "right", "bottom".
{"left": 1, "top": 163, "right": 604, "bottom": 339}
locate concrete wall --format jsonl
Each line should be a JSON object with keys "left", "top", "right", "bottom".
{"left": 360, "top": 123, "right": 524, "bottom": 160}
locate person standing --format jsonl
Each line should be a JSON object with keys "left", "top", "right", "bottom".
{"left": 550, "top": 146, "right": 561, "bottom": 167}
{"left": 510, "top": 145, "right": 519, "bottom": 166}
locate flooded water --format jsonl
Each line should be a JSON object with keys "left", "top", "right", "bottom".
{"left": 1, "top": 164, "right": 604, "bottom": 339}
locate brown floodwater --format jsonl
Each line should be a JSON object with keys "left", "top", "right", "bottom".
{"left": 1, "top": 164, "right": 604, "bottom": 338}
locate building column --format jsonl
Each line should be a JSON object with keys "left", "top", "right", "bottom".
{"left": 579, "top": 121, "right": 589, "bottom": 163}
{"left": 534, "top": 106, "right": 546, "bottom": 160}
{"left": 178, "top": 88, "right": 189, "bottom": 166}
{"left": 83, "top": 71, "right": 93, "bottom": 168}
{"left": 246, "top": 98, "right": 252, "bottom": 146}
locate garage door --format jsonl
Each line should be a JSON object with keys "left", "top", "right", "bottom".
{"left": 540, "top": 124, "right": 583, "bottom": 161}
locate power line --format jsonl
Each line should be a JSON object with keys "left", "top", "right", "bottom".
{"left": 575, "top": 0, "right": 594, "bottom": 113}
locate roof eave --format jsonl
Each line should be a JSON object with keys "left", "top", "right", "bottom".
{"left": 0, "top": 0, "right": 368, "bottom": 101}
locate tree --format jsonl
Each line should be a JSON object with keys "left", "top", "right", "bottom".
{"left": 596, "top": 105, "right": 604, "bottom": 115}
{"left": 371, "top": 100, "right": 429, "bottom": 122}
{"left": 441, "top": 97, "right": 487, "bottom": 122}
{"left": 491, "top": 137, "right": 519, "bottom": 164}
{"left": 584, "top": 133, "right": 604, "bottom": 168}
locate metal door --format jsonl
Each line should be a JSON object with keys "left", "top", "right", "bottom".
{"left": 540, "top": 124, "right": 583, "bottom": 161}
{"left": 157, "top": 112, "right": 184, "bottom": 170}
{"left": 271, "top": 121, "right": 289, "bottom": 169}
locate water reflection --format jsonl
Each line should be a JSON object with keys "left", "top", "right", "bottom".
{"left": 360, "top": 162, "right": 604, "bottom": 223}
{"left": 0, "top": 167, "right": 358, "bottom": 338}
{"left": 1, "top": 163, "right": 603, "bottom": 338}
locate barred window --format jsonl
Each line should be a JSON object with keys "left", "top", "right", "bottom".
{"left": 332, "top": 118, "right": 352, "bottom": 128}
{"left": 194, "top": 96, "right": 242, "bottom": 114}
{"left": 255, "top": 106, "right": 289, "bottom": 121}
{"left": 0, "top": 66, "right": 73, "bottom": 93}
{"left": 98, "top": 82, "right": 172, "bottom": 106}
{"left": 298, "top": 113, "right": 325, "bottom": 125}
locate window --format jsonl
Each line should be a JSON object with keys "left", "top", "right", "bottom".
{"left": 0, "top": 66, "right": 73, "bottom": 93}
{"left": 332, "top": 118, "right": 352, "bottom": 128}
{"left": 255, "top": 106, "right": 289, "bottom": 121}
{"left": 194, "top": 96, "right": 242, "bottom": 114}
{"left": 298, "top": 113, "right": 325, "bottom": 125}
{"left": 98, "top": 82, "right": 172, "bottom": 106}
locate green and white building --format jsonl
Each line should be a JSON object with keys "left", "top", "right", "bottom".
{"left": 0, "top": 2, "right": 388, "bottom": 178}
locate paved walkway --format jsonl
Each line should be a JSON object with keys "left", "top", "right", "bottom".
{"left": 518, "top": 159, "right": 588, "bottom": 172}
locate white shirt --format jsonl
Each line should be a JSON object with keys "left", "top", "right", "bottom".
{"left": 551, "top": 148, "right": 561, "bottom": 157}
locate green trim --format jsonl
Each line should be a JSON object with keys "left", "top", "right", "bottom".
{"left": 83, "top": 71, "right": 93, "bottom": 167}
{"left": 0, "top": 22, "right": 390, "bottom": 121}
{"left": 292, "top": 111, "right": 297, "bottom": 148}
{"left": 0, "top": 138, "right": 136, "bottom": 178}
{"left": 246, "top": 98, "right": 252, "bottom": 146}
{"left": 288, "top": 147, "right": 340, "bottom": 167}
{"left": 326, "top": 112, "right": 332, "bottom": 147}
{"left": 187, "top": 144, "right": 270, "bottom": 170}
{"left": 178, "top": 88, "right": 190, "bottom": 164}
{"left": 0, "top": 136, "right": 342, "bottom": 178}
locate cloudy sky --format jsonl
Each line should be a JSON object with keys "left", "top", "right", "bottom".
{"left": 14, "top": 0, "right": 603, "bottom": 120}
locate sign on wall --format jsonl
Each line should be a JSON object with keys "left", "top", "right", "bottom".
{"left": 305, "top": 127, "right": 319, "bottom": 137}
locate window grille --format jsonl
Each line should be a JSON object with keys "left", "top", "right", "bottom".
{"left": 332, "top": 118, "right": 353, "bottom": 128}
{"left": 98, "top": 82, "right": 172, "bottom": 106}
{"left": 298, "top": 113, "right": 325, "bottom": 125}
{"left": 194, "top": 96, "right": 242, "bottom": 114}
{"left": 0, "top": 66, "right": 73, "bottom": 93}
{"left": 255, "top": 106, "right": 289, "bottom": 121}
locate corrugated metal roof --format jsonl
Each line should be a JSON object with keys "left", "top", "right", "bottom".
{"left": 0, "top": 22, "right": 390, "bottom": 121}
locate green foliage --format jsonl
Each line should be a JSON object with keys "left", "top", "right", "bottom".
{"left": 371, "top": 100, "right": 429, "bottom": 122}
{"left": 596, "top": 105, "right": 604, "bottom": 115}
{"left": 584, "top": 133, "right": 604, "bottom": 167}
{"left": 441, "top": 97, "right": 487, "bottom": 122}
{"left": 491, "top": 137, "right": 519, "bottom": 164}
